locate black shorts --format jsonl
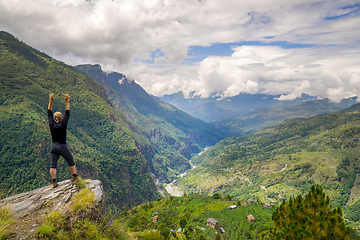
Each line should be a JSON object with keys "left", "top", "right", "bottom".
{"left": 50, "top": 143, "right": 75, "bottom": 168}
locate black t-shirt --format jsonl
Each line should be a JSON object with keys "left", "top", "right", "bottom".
{"left": 48, "top": 110, "right": 70, "bottom": 144}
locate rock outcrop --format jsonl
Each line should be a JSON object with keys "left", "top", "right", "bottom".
{"left": 0, "top": 179, "right": 105, "bottom": 239}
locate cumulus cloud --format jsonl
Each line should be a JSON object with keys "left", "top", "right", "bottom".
{"left": 0, "top": 0, "right": 359, "bottom": 101}
{"left": 192, "top": 45, "right": 360, "bottom": 101}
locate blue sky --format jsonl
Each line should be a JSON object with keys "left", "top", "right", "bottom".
{"left": 0, "top": 0, "right": 360, "bottom": 101}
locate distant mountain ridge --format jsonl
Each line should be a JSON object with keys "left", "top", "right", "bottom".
{"left": 213, "top": 97, "right": 359, "bottom": 137}
{"left": 75, "top": 64, "right": 225, "bottom": 183}
{"left": 160, "top": 91, "right": 318, "bottom": 122}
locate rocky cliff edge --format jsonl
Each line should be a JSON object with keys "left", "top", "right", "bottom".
{"left": 0, "top": 179, "right": 105, "bottom": 239}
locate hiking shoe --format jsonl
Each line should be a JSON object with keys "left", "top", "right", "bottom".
{"left": 71, "top": 174, "right": 78, "bottom": 182}
{"left": 52, "top": 181, "right": 59, "bottom": 188}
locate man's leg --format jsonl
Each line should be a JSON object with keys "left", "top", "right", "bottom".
{"left": 60, "top": 144, "right": 78, "bottom": 182}
{"left": 69, "top": 165, "right": 76, "bottom": 174}
{"left": 50, "top": 168, "right": 57, "bottom": 179}
{"left": 50, "top": 143, "right": 60, "bottom": 188}
{"left": 69, "top": 165, "right": 78, "bottom": 182}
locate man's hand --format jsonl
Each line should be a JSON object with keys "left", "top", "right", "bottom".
{"left": 64, "top": 94, "right": 70, "bottom": 110}
{"left": 63, "top": 94, "right": 70, "bottom": 103}
{"left": 48, "top": 93, "right": 55, "bottom": 111}
{"left": 49, "top": 93, "right": 56, "bottom": 102}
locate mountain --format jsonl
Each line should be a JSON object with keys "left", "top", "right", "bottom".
{"left": 160, "top": 91, "right": 318, "bottom": 122}
{"left": 75, "top": 64, "right": 225, "bottom": 183}
{"left": 213, "top": 97, "right": 358, "bottom": 137}
{"left": 173, "top": 103, "right": 360, "bottom": 231}
{"left": 0, "top": 31, "right": 161, "bottom": 207}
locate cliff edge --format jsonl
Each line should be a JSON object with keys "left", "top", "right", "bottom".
{"left": 0, "top": 179, "right": 105, "bottom": 239}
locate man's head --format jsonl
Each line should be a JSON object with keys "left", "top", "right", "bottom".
{"left": 54, "top": 112, "right": 62, "bottom": 123}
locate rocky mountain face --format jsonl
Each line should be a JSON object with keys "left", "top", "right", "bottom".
{"left": 0, "top": 179, "right": 105, "bottom": 239}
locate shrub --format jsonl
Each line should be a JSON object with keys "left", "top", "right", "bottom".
{"left": 212, "top": 193, "right": 221, "bottom": 199}
{"left": 139, "top": 229, "right": 163, "bottom": 240}
{"left": 73, "top": 219, "right": 103, "bottom": 240}
{"left": 36, "top": 223, "right": 56, "bottom": 238}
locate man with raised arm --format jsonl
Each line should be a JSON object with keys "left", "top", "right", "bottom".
{"left": 48, "top": 93, "right": 78, "bottom": 188}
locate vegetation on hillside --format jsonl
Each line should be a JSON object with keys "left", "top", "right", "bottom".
{"left": 174, "top": 103, "right": 360, "bottom": 231}
{"left": 271, "top": 184, "right": 350, "bottom": 239}
{"left": 120, "top": 193, "right": 274, "bottom": 239}
{"left": 3, "top": 183, "right": 358, "bottom": 239}
{"left": 0, "top": 31, "right": 160, "bottom": 207}
{"left": 75, "top": 64, "right": 225, "bottom": 183}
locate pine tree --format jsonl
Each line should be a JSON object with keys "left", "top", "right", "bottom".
{"left": 271, "top": 184, "right": 350, "bottom": 240}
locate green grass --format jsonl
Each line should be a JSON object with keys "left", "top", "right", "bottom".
{"left": 36, "top": 223, "right": 57, "bottom": 238}
{"left": 0, "top": 206, "right": 14, "bottom": 239}
{"left": 74, "top": 177, "right": 89, "bottom": 189}
{"left": 71, "top": 187, "right": 95, "bottom": 213}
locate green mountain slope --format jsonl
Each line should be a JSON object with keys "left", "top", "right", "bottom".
{"left": 75, "top": 64, "right": 225, "bottom": 182}
{"left": 213, "top": 97, "right": 358, "bottom": 137}
{"left": 174, "top": 103, "right": 360, "bottom": 231}
{"left": 0, "top": 31, "right": 161, "bottom": 206}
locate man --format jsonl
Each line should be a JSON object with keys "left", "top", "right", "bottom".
{"left": 48, "top": 93, "right": 78, "bottom": 188}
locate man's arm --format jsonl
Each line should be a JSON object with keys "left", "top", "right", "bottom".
{"left": 48, "top": 93, "right": 56, "bottom": 110}
{"left": 64, "top": 94, "right": 70, "bottom": 110}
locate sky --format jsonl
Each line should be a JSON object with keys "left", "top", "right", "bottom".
{"left": 1, "top": 0, "right": 360, "bottom": 102}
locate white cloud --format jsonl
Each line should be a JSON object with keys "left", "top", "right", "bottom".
{"left": 192, "top": 45, "right": 360, "bottom": 100}
{"left": 0, "top": 0, "right": 359, "bottom": 101}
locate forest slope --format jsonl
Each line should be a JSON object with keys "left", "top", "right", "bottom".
{"left": 0, "top": 31, "right": 161, "bottom": 207}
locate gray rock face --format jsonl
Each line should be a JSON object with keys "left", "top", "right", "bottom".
{"left": 0, "top": 179, "right": 105, "bottom": 239}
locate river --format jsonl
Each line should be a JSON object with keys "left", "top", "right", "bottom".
{"left": 165, "top": 147, "right": 208, "bottom": 196}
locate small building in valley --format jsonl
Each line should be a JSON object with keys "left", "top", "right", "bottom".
{"left": 241, "top": 202, "right": 249, "bottom": 207}
{"left": 264, "top": 203, "right": 271, "bottom": 208}
{"left": 247, "top": 214, "right": 255, "bottom": 222}
{"left": 248, "top": 199, "right": 255, "bottom": 204}
{"left": 207, "top": 218, "right": 222, "bottom": 229}
{"left": 228, "top": 205, "right": 237, "bottom": 210}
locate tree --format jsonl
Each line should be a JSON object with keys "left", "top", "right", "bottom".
{"left": 271, "top": 184, "right": 350, "bottom": 240}
{"left": 213, "top": 193, "right": 221, "bottom": 199}
{"left": 180, "top": 217, "right": 187, "bottom": 230}
{"left": 159, "top": 223, "right": 170, "bottom": 240}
